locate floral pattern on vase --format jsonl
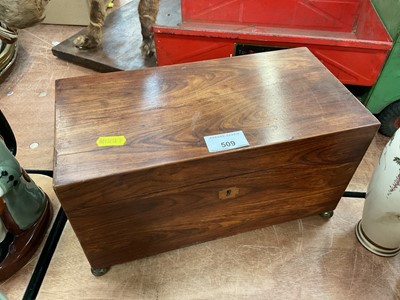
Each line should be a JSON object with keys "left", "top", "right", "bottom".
{"left": 356, "top": 129, "right": 400, "bottom": 256}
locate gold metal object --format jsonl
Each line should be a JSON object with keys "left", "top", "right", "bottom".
{"left": 218, "top": 187, "right": 240, "bottom": 200}
{"left": 0, "top": 40, "right": 18, "bottom": 80}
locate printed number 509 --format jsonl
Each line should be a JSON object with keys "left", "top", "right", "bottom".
{"left": 221, "top": 141, "right": 236, "bottom": 147}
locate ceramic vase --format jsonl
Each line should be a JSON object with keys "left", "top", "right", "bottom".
{"left": 356, "top": 129, "right": 400, "bottom": 256}
{"left": 0, "top": 138, "right": 52, "bottom": 281}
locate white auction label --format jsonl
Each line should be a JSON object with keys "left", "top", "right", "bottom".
{"left": 204, "top": 131, "right": 250, "bottom": 153}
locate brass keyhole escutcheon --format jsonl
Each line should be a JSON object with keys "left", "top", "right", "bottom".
{"left": 219, "top": 187, "right": 239, "bottom": 200}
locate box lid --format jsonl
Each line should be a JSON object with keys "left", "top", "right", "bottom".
{"left": 54, "top": 47, "right": 379, "bottom": 188}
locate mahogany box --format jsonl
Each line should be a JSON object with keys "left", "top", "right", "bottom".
{"left": 53, "top": 48, "right": 380, "bottom": 270}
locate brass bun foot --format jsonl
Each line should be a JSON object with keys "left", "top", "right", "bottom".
{"left": 91, "top": 267, "right": 110, "bottom": 277}
{"left": 0, "top": 195, "right": 53, "bottom": 281}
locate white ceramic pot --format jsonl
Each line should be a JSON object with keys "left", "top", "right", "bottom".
{"left": 356, "top": 129, "right": 400, "bottom": 256}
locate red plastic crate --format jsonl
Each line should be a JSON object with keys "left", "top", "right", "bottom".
{"left": 154, "top": 0, "right": 392, "bottom": 86}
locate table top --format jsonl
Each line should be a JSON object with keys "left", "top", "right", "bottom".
{"left": 54, "top": 47, "right": 379, "bottom": 186}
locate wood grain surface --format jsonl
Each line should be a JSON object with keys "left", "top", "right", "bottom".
{"left": 53, "top": 48, "right": 380, "bottom": 269}
{"left": 54, "top": 47, "right": 379, "bottom": 184}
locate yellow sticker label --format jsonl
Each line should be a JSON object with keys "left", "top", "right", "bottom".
{"left": 96, "top": 136, "right": 126, "bottom": 147}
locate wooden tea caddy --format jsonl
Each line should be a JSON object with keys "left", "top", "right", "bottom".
{"left": 53, "top": 48, "right": 380, "bottom": 274}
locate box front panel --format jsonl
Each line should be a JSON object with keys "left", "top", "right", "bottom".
{"left": 57, "top": 126, "right": 378, "bottom": 269}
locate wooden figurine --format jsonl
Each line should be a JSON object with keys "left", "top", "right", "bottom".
{"left": 0, "top": 137, "right": 52, "bottom": 281}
